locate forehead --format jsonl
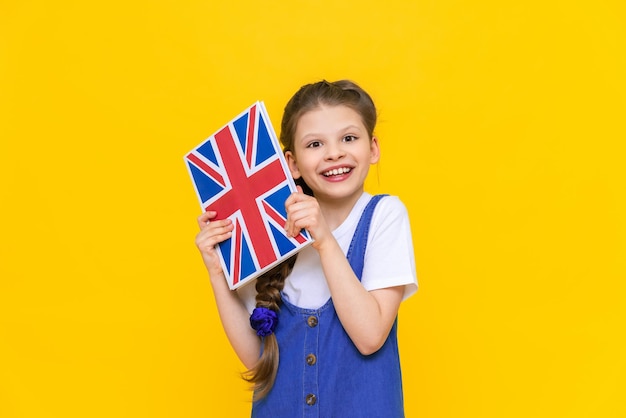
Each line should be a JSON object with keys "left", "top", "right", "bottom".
{"left": 295, "top": 105, "right": 366, "bottom": 138}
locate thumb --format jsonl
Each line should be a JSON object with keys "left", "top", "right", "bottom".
{"left": 295, "top": 185, "right": 303, "bottom": 194}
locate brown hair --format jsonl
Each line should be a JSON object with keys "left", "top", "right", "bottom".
{"left": 242, "top": 256, "right": 296, "bottom": 400}
{"left": 243, "top": 80, "right": 378, "bottom": 400}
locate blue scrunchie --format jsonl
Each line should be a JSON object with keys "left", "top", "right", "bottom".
{"left": 249, "top": 307, "right": 278, "bottom": 337}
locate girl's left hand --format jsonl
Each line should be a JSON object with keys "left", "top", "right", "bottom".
{"left": 284, "top": 186, "right": 332, "bottom": 248}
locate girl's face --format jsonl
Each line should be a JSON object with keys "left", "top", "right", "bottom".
{"left": 285, "top": 105, "right": 380, "bottom": 205}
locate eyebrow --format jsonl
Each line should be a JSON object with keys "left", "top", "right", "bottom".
{"left": 339, "top": 125, "right": 364, "bottom": 133}
{"left": 299, "top": 125, "right": 365, "bottom": 141}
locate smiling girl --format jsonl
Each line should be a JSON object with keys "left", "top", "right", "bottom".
{"left": 195, "top": 80, "right": 418, "bottom": 417}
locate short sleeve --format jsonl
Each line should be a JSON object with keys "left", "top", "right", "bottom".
{"left": 360, "top": 196, "right": 418, "bottom": 300}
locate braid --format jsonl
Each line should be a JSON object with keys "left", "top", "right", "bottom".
{"left": 243, "top": 255, "right": 297, "bottom": 400}
{"left": 254, "top": 265, "right": 287, "bottom": 311}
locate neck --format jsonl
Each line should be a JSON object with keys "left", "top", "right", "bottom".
{"left": 317, "top": 190, "right": 364, "bottom": 230}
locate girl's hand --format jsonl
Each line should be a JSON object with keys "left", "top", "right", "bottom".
{"left": 195, "top": 211, "right": 234, "bottom": 280}
{"left": 284, "top": 187, "right": 332, "bottom": 249}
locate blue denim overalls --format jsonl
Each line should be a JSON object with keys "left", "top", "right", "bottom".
{"left": 252, "top": 195, "right": 405, "bottom": 418}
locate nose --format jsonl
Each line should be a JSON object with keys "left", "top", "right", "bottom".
{"left": 324, "top": 142, "right": 345, "bottom": 161}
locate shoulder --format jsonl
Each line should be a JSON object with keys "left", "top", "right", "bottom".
{"left": 336, "top": 193, "right": 411, "bottom": 247}
{"left": 375, "top": 194, "right": 407, "bottom": 212}
{"left": 364, "top": 194, "right": 413, "bottom": 243}
{"left": 370, "top": 195, "right": 410, "bottom": 226}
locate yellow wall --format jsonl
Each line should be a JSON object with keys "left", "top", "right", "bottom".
{"left": 1, "top": 1, "right": 624, "bottom": 417}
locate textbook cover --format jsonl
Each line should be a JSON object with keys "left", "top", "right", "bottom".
{"left": 184, "top": 102, "right": 312, "bottom": 290}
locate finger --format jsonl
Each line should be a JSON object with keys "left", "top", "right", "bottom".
{"left": 285, "top": 198, "right": 313, "bottom": 237}
{"left": 289, "top": 224, "right": 304, "bottom": 238}
{"left": 197, "top": 210, "right": 218, "bottom": 228}
{"left": 196, "top": 221, "right": 234, "bottom": 247}
{"left": 284, "top": 221, "right": 298, "bottom": 238}
{"left": 285, "top": 191, "right": 310, "bottom": 211}
{"left": 285, "top": 192, "right": 297, "bottom": 207}
{"left": 204, "top": 218, "right": 233, "bottom": 234}
{"left": 202, "top": 229, "right": 233, "bottom": 247}
{"left": 285, "top": 210, "right": 307, "bottom": 237}
{"left": 283, "top": 213, "right": 296, "bottom": 237}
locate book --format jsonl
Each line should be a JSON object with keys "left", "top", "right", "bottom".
{"left": 184, "top": 102, "right": 312, "bottom": 289}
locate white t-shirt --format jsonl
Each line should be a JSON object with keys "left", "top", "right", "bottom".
{"left": 237, "top": 192, "right": 418, "bottom": 312}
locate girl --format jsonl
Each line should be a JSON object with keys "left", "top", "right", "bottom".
{"left": 195, "top": 80, "right": 418, "bottom": 417}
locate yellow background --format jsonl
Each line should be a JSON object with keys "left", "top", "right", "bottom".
{"left": 1, "top": 1, "right": 625, "bottom": 417}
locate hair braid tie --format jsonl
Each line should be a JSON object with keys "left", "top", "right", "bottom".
{"left": 249, "top": 307, "right": 278, "bottom": 337}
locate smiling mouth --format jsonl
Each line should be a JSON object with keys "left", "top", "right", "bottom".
{"left": 323, "top": 167, "right": 352, "bottom": 177}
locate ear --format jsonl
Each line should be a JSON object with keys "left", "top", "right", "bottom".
{"left": 369, "top": 136, "right": 381, "bottom": 164}
{"left": 285, "top": 150, "right": 302, "bottom": 179}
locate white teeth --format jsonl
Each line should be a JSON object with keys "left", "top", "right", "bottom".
{"left": 324, "top": 167, "right": 351, "bottom": 176}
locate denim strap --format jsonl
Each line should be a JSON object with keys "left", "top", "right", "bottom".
{"left": 346, "top": 194, "right": 388, "bottom": 281}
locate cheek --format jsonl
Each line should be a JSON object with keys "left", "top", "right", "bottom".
{"left": 297, "top": 164, "right": 319, "bottom": 182}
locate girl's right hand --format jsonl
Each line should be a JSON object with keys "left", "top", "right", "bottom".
{"left": 195, "top": 211, "right": 234, "bottom": 279}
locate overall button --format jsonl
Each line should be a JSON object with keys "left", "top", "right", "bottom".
{"left": 305, "top": 393, "right": 317, "bottom": 406}
{"left": 306, "top": 353, "right": 317, "bottom": 366}
{"left": 307, "top": 316, "right": 318, "bottom": 327}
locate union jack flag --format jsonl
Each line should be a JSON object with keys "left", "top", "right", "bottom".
{"left": 185, "top": 102, "right": 312, "bottom": 290}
